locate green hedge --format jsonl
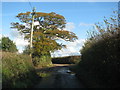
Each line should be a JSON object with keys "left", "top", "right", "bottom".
{"left": 2, "top": 52, "right": 40, "bottom": 88}
{"left": 32, "top": 55, "right": 53, "bottom": 68}
{"left": 75, "top": 32, "right": 120, "bottom": 88}
{"left": 52, "top": 56, "right": 80, "bottom": 64}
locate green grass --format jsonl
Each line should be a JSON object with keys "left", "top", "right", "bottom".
{"left": 37, "top": 72, "right": 51, "bottom": 77}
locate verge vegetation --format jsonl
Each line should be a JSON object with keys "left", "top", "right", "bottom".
{"left": 70, "top": 12, "right": 120, "bottom": 88}
{"left": 2, "top": 52, "right": 40, "bottom": 88}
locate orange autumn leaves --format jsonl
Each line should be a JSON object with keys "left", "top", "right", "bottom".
{"left": 31, "top": 29, "right": 77, "bottom": 55}
{"left": 12, "top": 11, "right": 78, "bottom": 55}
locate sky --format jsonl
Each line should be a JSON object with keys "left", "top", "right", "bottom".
{"left": 1, "top": 1, "right": 119, "bottom": 57}
{"left": 1, "top": 0, "right": 120, "bottom": 2}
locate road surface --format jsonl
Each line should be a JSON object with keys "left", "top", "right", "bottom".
{"left": 34, "top": 65, "right": 85, "bottom": 88}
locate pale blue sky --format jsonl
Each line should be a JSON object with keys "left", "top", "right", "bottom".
{"left": 1, "top": 0, "right": 120, "bottom": 2}
{"left": 2, "top": 2, "right": 118, "bottom": 38}
{"left": 1, "top": 2, "right": 118, "bottom": 56}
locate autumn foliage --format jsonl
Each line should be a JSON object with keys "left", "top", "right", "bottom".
{"left": 11, "top": 11, "right": 78, "bottom": 66}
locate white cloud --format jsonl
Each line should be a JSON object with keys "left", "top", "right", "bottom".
{"left": 9, "top": 21, "right": 39, "bottom": 53}
{"left": 64, "top": 22, "right": 75, "bottom": 31}
{"left": 10, "top": 30, "right": 29, "bottom": 53}
{"left": 0, "top": 34, "right": 2, "bottom": 39}
{"left": 0, "top": 33, "right": 10, "bottom": 38}
{"left": 51, "top": 39, "right": 86, "bottom": 57}
{"left": 1, "top": 28, "right": 29, "bottom": 53}
{"left": 14, "top": 37, "right": 29, "bottom": 53}
{"left": 13, "top": 35, "right": 29, "bottom": 53}
{"left": 79, "top": 22, "right": 95, "bottom": 27}
{"left": 17, "top": 47, "right": 25, "bottom": 53}
{"left": 13, "top": 36, "right": 29, "bottom": 47}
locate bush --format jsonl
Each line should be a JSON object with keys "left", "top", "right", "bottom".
{"left": 32, "top": 55, "right": 53, "bottom": 68}
{"left": 76, "top": 32, "right": 120, "bottom": 88}
{"left": 0, "top": 37, "right": 18, "bottom": 52}
{"left": 70, "top": 11, "right": 120, "bottom": 88}
{"left": 2, "top": 52, "right": 40, "bottom": 88}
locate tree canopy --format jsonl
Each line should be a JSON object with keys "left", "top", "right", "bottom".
{"left": 0, "top": 37, "right": 18, "bottom": 52}
{"left": 11, "top": 11, "right": 78, "bottom": 56}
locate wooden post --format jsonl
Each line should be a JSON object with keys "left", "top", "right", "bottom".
{"left": 30, "top": 7, "right": 36, "bottom": 59}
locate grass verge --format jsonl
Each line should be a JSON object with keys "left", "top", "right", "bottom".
{"left": 2, "top": 52, "right": 41, "bottom": 88}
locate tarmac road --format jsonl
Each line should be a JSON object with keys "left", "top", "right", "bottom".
{"left": 35, "top": 65, "right": 85, "bottom": 88}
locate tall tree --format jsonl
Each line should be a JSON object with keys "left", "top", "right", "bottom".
{"left": 0, "top": 37, "right": 18, "bottom": 52}
{"left": 11, "top": 11, "right": 78, "bottom": 56}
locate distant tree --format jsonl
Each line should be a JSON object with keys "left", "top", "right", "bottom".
{"left": 11, "top": 11, "right": 78, "bottom": 57}
{"left": 0, "top": 37, "right": 18, "bottom": 52}
{"left": 23, "top": 45, "right": 31, "bottom": 55}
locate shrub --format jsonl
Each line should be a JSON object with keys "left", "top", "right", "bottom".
{"left": 76, "top": 31, "right": 120, "bottom": 88}
{"left": 32, "top": 55, "right": 53, "bottom": 68}
{"left": 70, "top": 11, "right": 120, "bottom": 88}
{"left": 2, "top": 52, "right": 40, "bottom": 88}
{"left": 0, "top": 37, "right": 18, "bottom": 52}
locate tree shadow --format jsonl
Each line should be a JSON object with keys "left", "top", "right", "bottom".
{"left": 35, "top": 65, "right": 69, "bottom": 73}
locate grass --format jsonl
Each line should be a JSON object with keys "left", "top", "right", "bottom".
{"left": 37, "top": 72, "right": 51, "bottom": 78}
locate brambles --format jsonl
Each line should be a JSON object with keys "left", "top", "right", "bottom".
{"left": 2, "top": 52, "right": 40, "bottom": 88}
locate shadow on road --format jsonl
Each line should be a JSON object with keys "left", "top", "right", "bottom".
{"left": 34, "top": 64, "right": 85, "bottom": 88}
